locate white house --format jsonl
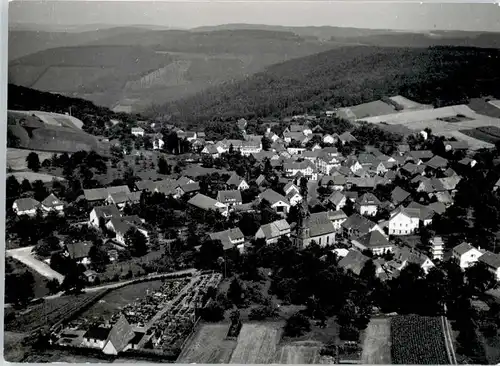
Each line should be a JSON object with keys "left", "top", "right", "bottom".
{"left": 255, "top": 219, "right": 291, "bottom": 244}
{"left": 209, "top": 228, "right": 246, "bottom": 252}
{"left": 41, "top": 193, "right": 64, "bottom": 213}
{"left": 286, "top": 191, "right": 303, "bottom": 206}
{"left": 258, "top": 189, "right": 291, "bottom": 214}
{"left": 283, "top": 161, "right": 318, "bottom": 180}
{"left": 89, "top": 205, "right": 121, "bottom": 228}
{"left": 356, "top": 193, "right": 380, "bottom": 217}
{"left": 388, "top": 207, "right": 420, "bottom": 235}
{"left": 327, "top": 210, "right": 348, "bottom": 230}
{"left": 452, "top": 242, "right": 485, "bottom": 269}
{"left": 284, "top": 182, "right": 300, "bottom": 196}
{"left": 13, "top": 197, "right": 40, "bottom": 216}
{"left": 153, "top": 137, "right": 165, "bottom": 150}
{"left": 131, "top": 127, "right": 145, "bottom": 137}
{"left": 323, "top": 134, "right": 336, "bottom": 144}
{"left": 226, "top": 173, "right": 250, "bottom": 191}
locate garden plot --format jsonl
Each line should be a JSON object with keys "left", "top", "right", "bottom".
{"left": 275, "top": 341, "right": 323, "bottom": 364}
{"left": 229, "top": 322, "right": 283, "bottom": 364}
{"left": 361, "top": 317, "right": 391, "bottom": 364}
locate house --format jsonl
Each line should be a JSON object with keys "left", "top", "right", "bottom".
{"left": 355, "top": 193, "right": 380, "bottom": 216}
{"left": 445, "top": 140, "right": 468, "bottom": 152}
{"left": 41, "top": 193, "right": 64, "bottom": 213}
{"left": 332, "top": 248, "right": 349, "bottom": 258}
{"left": 226, "top": 173, "right": 250, "bottom": 191}
{"left": 388, "top": 207, "right": 420, "bottom": 235}
{"left": 209, "top": 228, "right": 246, "bottom": 252}
{"left": 338, "top": 250, "right": 370, "bottom": 276}
{"left": 426, "top": 155, "right": 449, "bottom": 170}
{"left": 406, "top": 201, "right": 435, "bottom": 226}
{"left": 458, "top": 157, "right": 477, "bottom": 168}
{"left": 293, "top": 211, "right": 336, "bottom": 248}
{"left": 478, "top": 252, "right": 500, "bottom": 281}
{"left": 286, "top": 190, "right": 303, "bottom": 206}
{"left": 317, "top": 153, "right": 342, "bottom": 175}
{"left": 327, "top": 209, "right": 348, "bottom": 230}
{"left": 255, "top": 219, "right": 291, "bottom": 244}
{"left": 217, "top": 190, "right": 243, "bottom": 207}
{"left": 107, "top": 191, "right": 142, "bottom": 209}
{"left": 283, "top": 160, "right": 318, "bottom": 180}
{"left": 284, "top": 182, "right": 300, "bottom": 196}
{"left": 397, "top": 144, "right": 410, "bottom": 155}
{"left": 175, "top": 182, "right": 200, "bottom": 198}
{"left": 286, "top": 124, "right": 312, "bottom": 136}
{"left": 452, "top": 242, "right": 485, "bottom": 269}
{"left": 13, "top": 197, "right": 40, "bottom": 216}
{"left": 357, "top": 153, "right": 378, "bottom": 168}
{"left": 177, "top": 131, "right": 197, "bottom": 141}
{"left": 351, "top": 231, "right": 393, "bottom": 255}
{"left": 255, "top": 175, "right": 267, "bottom": 187}
{"left": 321, "top": 175, "right": 346, "bottom": 191}
{"left": 102, "top": 315, "right": 136, "bottom": 355}
{"left": 66, "top": 242, "right": 93, "bottom": 265}
{"left": 202, "top": 144, "right": 220, "bottom": 158}
{"left": 345, "top": 157, "right": 363, "bottom": 173}
{"left": 392, "top": 247, "right": 435, "bottom": 274}
{"left": 328, "top": 191, "right": 347, "bottom": 211}
{"left": 82, "top": 327, "right": 112, "bottom": 350}
{"left": 89, "top": 205, "right": 121, "bottom": 228}
{"left": 84, "top": 186, "right": 131, "bottom": 203}
{"left": 323, "top": 134, "right": 336, "bottom": 144}
{"left": 338, "top": 132, "right": 357, "bottom": 145}
{"left": 131, "top": 127, "right": 144, "bottom": 137}
{"left": 391, "top": 186, "right": 411, "bottom": 206}
{"left": 83, "top": 270, "right": 98, "bottom": 283}
{"left": 152, "top": 135, "right": 164, "bottom": 150}
{"left": 341, "top": 213, "right": 384, "bottom": 238}
{"left": 287, "top": 147, "right": 307, "bottom": 156}
{"left": 106, "top": 216, "right": 149, "bottom": 246}
{"left": 258, "top": 189, "right": 291, "bottom": 214}
{"left": 188, "top": 194, "right": 229, "bottom": 217}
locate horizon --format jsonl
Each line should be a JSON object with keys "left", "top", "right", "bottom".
{"left": 8, "top": 2, "right": 500, "bottom": 32}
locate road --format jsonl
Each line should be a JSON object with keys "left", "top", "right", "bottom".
{"left": 6, "top": 246, "right": 65, "bottom": 283}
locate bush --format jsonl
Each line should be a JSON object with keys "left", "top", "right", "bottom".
{"left": 339, "top": 324, "right": 360, "bottom": 341}
{"left": 200, "top": 299, "right": 225, "bottom": 322}
{"left": 284, "top": 312, "right": 311, "bottom": 337}
{"left": 248, "top": 304, "right": 279, "bottom": 321}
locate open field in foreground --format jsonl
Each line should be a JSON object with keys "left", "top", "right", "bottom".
{"left": 7, "top": 148, "right": 60, "bottom": 171}
{"left": 176, "top": 323, "right": 236, "bottom": 363}
{"left": 275, "top": 341, "right": 323, "bottom": 364}
{"left": 229, "top": 322, "right": 283, "bottom": 364}
{"left": 361, "top": 317, "right": 392, "bottom": 364}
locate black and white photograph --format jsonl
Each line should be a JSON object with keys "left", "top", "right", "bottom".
{"left": 4, "top": 1, "right": 500, "bottom": 364}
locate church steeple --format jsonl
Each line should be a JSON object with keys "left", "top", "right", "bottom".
{"left": 295, "top": 177, "right": 310, "bottom": 249}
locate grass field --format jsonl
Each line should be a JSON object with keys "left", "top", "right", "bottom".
{"left": 361, "top": 317, "right": 392, "bottom": 364}
{"left": 461, "top": 127, "right": 500, "bottom": 144}
{"left": 78, "top": 280, "right": 164, "bottom": 321}
{"left": 7, "top": 148, "right": 59, "bottom": 171}
{"left": 8, "top": 171, "right": 65, "bottom": 183}
{"left": 229, "top": 322, "right": 283, "bottom": 364}
{"left": 176, "top": 323, "right": 237, "bottom": 363}
{"left": 7, "top": 257, "right": 50, "bottom": 299}
{"left": 275, "top": 342, "right": 323, "bottom": 364}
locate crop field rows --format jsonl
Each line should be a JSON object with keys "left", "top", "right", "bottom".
{"left": 229, "top": 322, "right": 283, "bottom": 364}
{"left": 390, "top": 315, "right": 450, "bottom": 365}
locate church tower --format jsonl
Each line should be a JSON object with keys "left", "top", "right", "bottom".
{"left": 294, "top": 189, "right": 310, "bottom": 249}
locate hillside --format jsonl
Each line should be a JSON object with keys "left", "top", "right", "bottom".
{"left": 157, "top": 45, "right": 500, "bottom": 125}
{"left": 9, "top": 29, "right": 337, "bottom": 110}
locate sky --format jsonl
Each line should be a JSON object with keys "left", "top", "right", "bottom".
{"left": 8, "top": 1, "right": 500, "bottom": 32}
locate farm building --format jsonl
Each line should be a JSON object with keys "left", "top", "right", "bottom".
{"left": 209, "top": 228, "right": 246, "bottom": 252}
{"left": 188, "top": 193, "right": 229, "bottom": 217}
{"left": 255, "top": 219, "right": 291, "bottom": 244}
{"left": 258, "top": 189, "right": 291, "bottom": 214}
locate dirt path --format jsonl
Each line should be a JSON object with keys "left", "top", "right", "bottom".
{"left": 360, "top": 317, "right": 392, "bottom": 364}
{"left": 441, "top": 316, "right": 458, "bottom": 365}
{"left": 6, "top": 246, "right": 64, "bottom": 282}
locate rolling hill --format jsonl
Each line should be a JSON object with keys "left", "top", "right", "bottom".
{"left": 157, "top": 45, "right": 500, "bottom": 126}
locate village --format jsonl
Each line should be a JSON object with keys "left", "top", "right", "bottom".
{"left": 6, "top": 94, "right": 500, "bottom": 364}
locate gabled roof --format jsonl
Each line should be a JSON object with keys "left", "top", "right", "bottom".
{"left": 426, "top": 155, "right": 449, "bottom": 169}
{"left": 327, "top": 209, "right": 348, "bottom": 221}
{"left": 353, "top": 230, "right": 391, "bottom": 249}
{"left": 339, "top": 131, "right": 357, "bottom": 142}
{"left": 391, "top": 186, "right": 411, "bottom": 205}
{"left": 444, "top": 168, "right": 458, "bottom": 177}
{"left": 409, "top": 150, "right": 434, "bottom": 160}
{"left": 338, "top": 250, "right": 370, "bottom": 276}
{"left": 258, "top": 219, "right": 291, "bottom": 241}
{"left": 329, "top": 191, "right": 346, "bottom": 206}
{"left": 188, "top": 194, "right": 225, "bottom": 211}
{"left": 14, "top": 197, "right": 40, "bottom": 212}
{"left": 479, "top": 252, "right": 500, "bottom": 269}
{"left": 428, "top": 201, "right": 446, "bottom": 214}
{"left": 321, "top": 175, "right": 346, "bottom": 186}
{"left": 342, "top": 213, "right": 377, "bottom": 234}
{"left": 93, "top": 205, "right": 121, "bottom": 220}
{"left": 226, "top": 173, "right": 246, "bottom": 187}
{"left": 358, "top": 192, "right": 381, "bottom": 206}
{"left": 445, "top": 140, "right": 469, "bottom": 150}
{"left": 259, "top": 189, "right": 289, "bottom": 205}
{"left": 357, "top": 153, "right": 378, "bottom": 166}
{"left": 394, "top": 247, "right": 432, "bottom": 267}
{"left": 83, "top": 327, "right": 111, "bottom": 341}
{"left": 84, "top": 185, "right": 130, "bottom": 201}
{"left": 107, "top": 314, "right": 135, "bottom": 353}
{"left": 256, "top": 174, "right": 267, "bottom": 186}
{"left": 305, "top": 211, "right": 337, "bottom": 237}
{"left": 66, "top": 242, "right": 92, "bottom": 259}
{"left": 436, "top": 191, "right": 453, "bottom": 204}
{"left": 177, "top": 176, "right": 195, "bottom": 186}
{"left": 42, "top": 193, "right": 63, "bottom": 208}
{"left": 209, "top": 228, "right": 245, "bottom": 250}
{"left": 108, "top": 217, "right": 135, "bottom": 236}
{"left": 217, "top": 190, "right": 243, "bottom": 203}
{"left": 439, "top": 175, "right": 462, "bottom": 191}
{"left": 406, "top": 201, "right": 435, "bottom": 220}
{"left": 453, "top": 242, "right": 480, "bottom": 256}
{"left": 179, "top": 182, "right": 200, "bottom": 194}
{"left": 397, "top": 144, "right": 410, "bottom": 153}
{"left": 390, "top": 206, "right": 421, "bottom": 219}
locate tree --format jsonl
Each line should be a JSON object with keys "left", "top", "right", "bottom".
{"left": 125, "top": 227, "right": 148, "bottom": 257}
{"left": 466, "top": 262, "right": 497, "bottom": 294}
{"left": 32, "top": 180, "right": 48, "bottom": 201}
{"left": 227, "top": 277, "right": 244, "bottom": 306}
{"left": 261, "top": 136, "right": 272, "bottom": 151}
{"left": 89, "top": 244, "right": 110, "bottom": 272}
{"left": 200, "top": 300, "right": 225, "bottom": 322}
{"left": 33, "top": 235, "right": 60, "bottom": 257}
{"left": 6, "top": 176, "right": 20, "bottom": 200}
{"left": 26, "top": 152, "right": 41, "bottom": 172}
{"left": 7, "top": 129, "right": 20, "bottom": 148}
{"left": 21, "top": 178, "right": 32, "bottom": 192}
{"left": 230, "top": 308, "right": 241, "bottom": 325}
{"left": 202, "top": 154, "right": 214, "bottom": 168}
{"left": 284, "top": 312, "right": 311, "bottom": 337}
{"left": 5, "top": 271, "right": 35, "bottom": 305}
{"left": 46, "top": 279, "right": 60, "bottom": 295}
{"left": 339, "top": 324, "right": 360, "bottom": 341}
{"left": 157, "top": 156, "right": 171, "bottom": 175}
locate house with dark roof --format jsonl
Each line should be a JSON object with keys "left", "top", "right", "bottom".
{"left": 391, "top": 186, "right": 411, "bottom": 206}
{"left": 176, "top": 182, "right": 200, "bottom": 198}
{"left": 452, "top": 242, "right": 485, "bottom": 269}
{"left": 106, "top": 191, "right": 142, "bottom": 209}
{"left": 106, "top": 216, "right": 149, "bottom": 246}
{"left": 209, "top": 228, "right": 246, "bottom": 252}
{"left": 391, "top": 247, "right": 435, "bottom": 274}
{"left": 458, "top": 157, "right": 477, "bottom": 168}
{"left": 188, "top": 193, "right": 229, "bottom": 217}
{"left": 12, "top": 197, "right": 40, "bottom": 216}
{"left": 41, "top": 193, "right": 64, "bottom": 213}
{"left": 445, "top": 140, "right": 469, "bottom": 152}
{"left": 338, "top": 132, "right": 357, "bottom": 145}
{"left": 426, "top": 155, "right": 449, "bottom": 170}
{"left": 83, "top": 327, "right": 111, "bottom": 350}
{"left": 84, "top": 186, "right": 131, "bottom": 203}
{"left": 478, "top": 252, "right": 500, "bottom": 281}
{"left": 341, "top": 213, "right": 384, "bottom": 238}
{"left": 338, "top": 250, "right": 370, "bottom": 276}
{"left": 258, "top": 189, "right": 291, "bottom": 214}
{"left": 217, "top": 190, "right": 243, "bottom": 207}
{"left": 355, "top": 193, "right": 380, "bottom": 216}
{"left": 351, "top": 231, "right": 393, "bottom": 255}
{"left": 255, "top": 219, "right": 291, "bottom": 244}
{"left": 66, "top": 242, "right": 93, "bottom": 265}
{"left": 226, "top": 173, "right": 249, "bottom": 191}
{"left": 408, "top": 150, "right": 434, "bottom": 162}
{"left": 406, "top": 202, "right": 435, "bottom": 226}
{"left": 102, "top": 314, "right": 136, "bottom": 355}
{"left": 328, "top": 191, "right": 347, "bottom": 211}
{"left": 89, "top": 205, "right": 121, "bottom": 228}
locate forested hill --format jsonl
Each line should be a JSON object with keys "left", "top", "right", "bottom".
{"left": 156, "top": 45, "right": 500, "bottom": 125}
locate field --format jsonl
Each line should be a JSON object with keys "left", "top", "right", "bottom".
{"left": 6, "top": 257, "right": 50, "bottom": 299}
{"left": 390, "top": 315, "right": 449, "bottom": 364}
{"left": 176, "top": 323, "right": 237, "bottom": 363}
{"left": 275, "top": 342, "right": 323, "bottom": 364}
{"left": 7, "top": 148, "right": 59, "bottom": 171}
{"left": 4, "top": 291, "right": 106, "bottom": 333}
{"left": 461, "top": 126, "right": 500, "bottom": 144}
{"left": 8, "top": 171, "right": 65, "bottom": 183}
{"left": 361, "top": 317, "right": 392, "bottom": 364}
{"left": 229, "top": 322, "right": 283, "bottom": 364}
{"left": 78, "top": 279, "right": 164, "bottom": 321}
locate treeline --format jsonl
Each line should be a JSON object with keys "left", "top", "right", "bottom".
{"left": 154, "top": 45, "right": 500, "bottom": 124}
